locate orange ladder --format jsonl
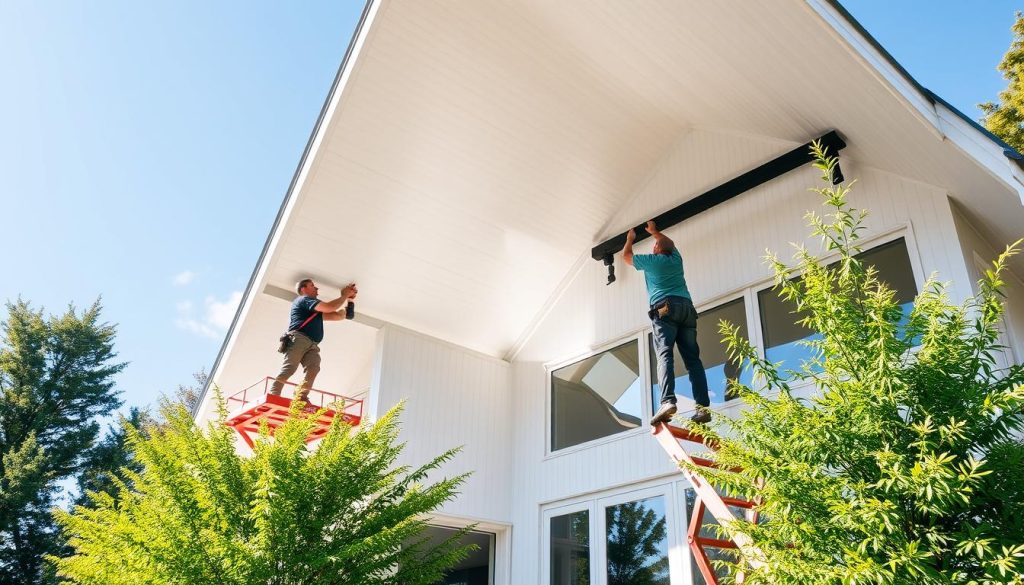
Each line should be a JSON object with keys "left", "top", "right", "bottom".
{"left": 651, "top": 423, "right": 763, "bottom": 584}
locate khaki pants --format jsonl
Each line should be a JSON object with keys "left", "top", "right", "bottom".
{"left": 270, "top": 333, "right": 320, "bottom": 400}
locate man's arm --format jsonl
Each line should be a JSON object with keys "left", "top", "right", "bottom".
{"left": 315, "top": 283, "right": 358, "bottom": 313}
{"left": 646, "top": 220, "right": 675, "bottom": 252}
{"left": 623, "top": 228, "right": 636, "bottom": 266}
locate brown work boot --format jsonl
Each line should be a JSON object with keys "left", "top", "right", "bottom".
{"left": 650, "top": 402, "right": 678, "bottom": 425}
{"left": 689, "top": 407, "right": 712, "bottom": 424}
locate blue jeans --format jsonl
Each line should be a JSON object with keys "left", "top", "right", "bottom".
{"left": 651, "top": 296, "right": 709, "bottom": 407}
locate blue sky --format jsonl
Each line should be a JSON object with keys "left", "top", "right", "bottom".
{"left": 0, "top": 1, "right": 1019, "bottom": 415}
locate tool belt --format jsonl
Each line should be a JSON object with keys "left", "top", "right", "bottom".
{"left": 647, "top": 300, "right": 670, "bottom": 321}
{"left": 277, "top": 311, "right": 320, "bottom": 353}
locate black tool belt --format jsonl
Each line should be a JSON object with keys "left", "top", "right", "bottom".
{"left": 647, "top": 301, "right": 670, "bottom": 321}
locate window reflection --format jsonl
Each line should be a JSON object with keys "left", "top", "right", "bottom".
{"left": 605, "top": 496, "right": 670, "bottom": 585}
{"left": 684, "top": 489, "right": 736, "bottom": 585}
{"left": 551, "top": 510, "right": 590, "bottom": 585}
{"left": 552, "top": 341, "right": 641, "bottom": 451}
{"left": 758, "top": 239, "right": 917, "bottom": 378}
{"left": 649, "top": 298, "right": 752, "bottom": 412}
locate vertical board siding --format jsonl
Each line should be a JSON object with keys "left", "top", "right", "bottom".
{"left": 373, "top": 326, "right": 513, "bottom": 524}
{"left": 953, "top": 209, "right": 1024, "bottom": 364}
{"left": 507, "top": 129, "right": 979, "bottom": 583}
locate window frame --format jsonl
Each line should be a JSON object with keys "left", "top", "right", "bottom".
{"left": 545, "top": 330, "right": 653, "bottom": 457}
{"left": 542, "top": 480, "right": 688, "bottom": 585}
{"left": 750, "top": 226, "right": 925, "bottom": 393}
{"left": 645, "top": 289, "right": 756, "bottom": 415}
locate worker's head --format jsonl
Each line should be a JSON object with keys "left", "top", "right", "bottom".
{"left": 296, "top": 278, "right": 319, "bottom": 297}
{"left": 652, "top": 235, "right": 675, "bottom": 256}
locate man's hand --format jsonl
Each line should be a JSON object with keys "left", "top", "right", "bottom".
{"left": 645, "top": 220, "right": 659, "bottom": 235}
{"left": 342, "top": 283, "right": 358, "bottom": 300}
{"left": 623, "top": 229, "right": 636, "bottom": 266}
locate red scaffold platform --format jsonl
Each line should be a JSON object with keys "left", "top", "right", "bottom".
{"left": 225, "top": 377, "right": 364, "bottom": 449}
{"left": 652, "top": 422, "right": 764, "bottom": 584}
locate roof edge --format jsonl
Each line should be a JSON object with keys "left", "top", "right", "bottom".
{"left": 194, "top": 0, "right": 377, "bottom": 418}
{"left": 825, "top": 0, "right": 1023, "bottom": 164}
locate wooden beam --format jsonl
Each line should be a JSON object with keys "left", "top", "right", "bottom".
{"left": 591, "top": 131, "right": 847, "bottom": 263}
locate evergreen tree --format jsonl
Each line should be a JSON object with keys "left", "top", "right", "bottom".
{"left": 0, "top": 300, "right": 124, "bottom": 584}
{"left": 982, "top": 12, "right": 1024, "bottom": 152}
{"left": 700, "top": 145, "right": 1024, "bottom": 584}
{"left": 52, "top": 398, "right": 473, "bottom": 584}
{"left": 71, "top": 407, "right": 153, "bottom": 508}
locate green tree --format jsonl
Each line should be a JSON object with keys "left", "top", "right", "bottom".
{"left": 982, "top": 12, "right": 1024, "bottom": 152}
{"left": 52, "top": 398, "right": 473, "bottom": 584}
{"left": 605, "top": 501, "right": 669, "bottom": 585}
{"left": 71, "top": 407, "right": 153, "bottom": 509}
{"left": 0, "top": 300, "right": 124, "bottom": 584}
{"left": 700, "top": 145, "right": 1024, "bottom": 584}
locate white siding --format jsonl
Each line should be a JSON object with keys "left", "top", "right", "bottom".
{"left": 507, "top": 129, "right": 980, "bottom": 584}
{"left": 953, "top": 207, "right": 1024, "bottom": 365}
{"left": 370, "top": 325, "right": 513, "bottom": 524}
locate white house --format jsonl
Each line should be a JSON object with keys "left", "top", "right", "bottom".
{"left": 195, "top": 1, "right": 1024, "bottom": 583}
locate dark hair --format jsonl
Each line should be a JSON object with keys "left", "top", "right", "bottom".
{"left": 296, "top": 278, "right": 313, "bottom": 295}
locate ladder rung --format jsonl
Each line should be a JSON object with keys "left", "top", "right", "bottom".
{"left": 665, "top": 424, "right": 718, "bottom": 447}
{"left": 720, "top": 495, "right": 756, "bottom": 509}
{"left": 694, "top": 536, "right": 739, "bottom": 549}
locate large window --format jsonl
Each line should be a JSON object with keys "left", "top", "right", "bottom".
{"left": 551, "top": 340, "right": 642, "bottom": 451}
{"left": 648, "top": 298, "right": 752, "bottom": 412}
{"left": 545, "top": 484, "right": 682, "bottom": 585}
{"left": 759, "top": 238, "right": 917, "bottom": 377}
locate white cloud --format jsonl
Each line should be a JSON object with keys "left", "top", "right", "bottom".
{"left": 173, "top": 270, "right": 197, "bottom": 286}
{"left": 176, "top": 291, "right": 243, "bottom": 339}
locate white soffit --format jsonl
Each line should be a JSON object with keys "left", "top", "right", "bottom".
{"left": 225, "top": 0, "right": 1024, "bottom": 374}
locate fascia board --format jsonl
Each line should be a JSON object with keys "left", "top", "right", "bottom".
{"left": 808, "top": 0, "right": 1024, "bottom": 205}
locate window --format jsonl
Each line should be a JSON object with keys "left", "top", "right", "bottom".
{"left": 544, "top": 484, "right": 682, "bottom": 585}
{"left": 551, "top": 340, "right": 642, "bottom": 451}
{"left": 550, "top": 510, "right": 590, "bottom": 585}
{"left": 403, "top": 526, "right": 495, "bottom": 585}
{"left": 605, "top": 496, "right": 670, "bottom": 585}
{"left": 683, "top": 488, "right": 740, "bottom": 585}
{"left": 648, "top": 298, "right": 752, "bottom": 411}
{"left": 758, "top": 238, "right": 917, "bottom": 377}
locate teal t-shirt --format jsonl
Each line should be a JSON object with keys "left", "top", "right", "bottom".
{"left": 633, "top": 248, "right": 691, "bottom": 305}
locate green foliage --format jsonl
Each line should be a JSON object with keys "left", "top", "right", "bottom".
{"left": 698, "top": 144, "right": 1024, "bottom": 584}
{"left": 606, "top": 501, "right": 669, "bottom": 585}
{"left": 0, "top": 299, "right": 124, "bottom": 584}
{"left": 52, "top": 396, "right": 474, "bottom": 584}
{"left": 982, "top": 12, "right": 1024, "bottom": 152}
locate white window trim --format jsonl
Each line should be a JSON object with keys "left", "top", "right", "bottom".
{"left": 541, "top": 479, "right": 689, "bottom": 585}
{"left": 428, "top": 514, "right": 512, "bottom": 585}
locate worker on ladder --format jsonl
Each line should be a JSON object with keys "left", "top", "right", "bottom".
{"left": 624, "top": 221, "right": 711, "bottom": 425}
{"left": 271, "top": 279, "right": 358, "bottom": 403}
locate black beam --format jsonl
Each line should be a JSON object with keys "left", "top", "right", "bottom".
{"left": 591, "top": 130, "right": 846, "bottom": 264}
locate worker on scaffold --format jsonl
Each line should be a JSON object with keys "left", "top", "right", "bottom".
{"left": 271, "top": 279, "right": 358, "bottom": 403}
{"left": 623, "top": 221, "right": 711, "bottom": 426}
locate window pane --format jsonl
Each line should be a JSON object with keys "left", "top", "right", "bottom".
{"left": 552, "top": 340, "right": 641, "bottom": 451}
{"left": 648, "top": 298, "right": 752, "bottom": 411}
{"left": 605, "top": 496, "right": 670, "bottom": 585}
{"left": 684, "top": 489, "right": 736, "bottom": 585}
{"left": 758, "top": 238, "right": 916, "bottom": 377}
{"left": 404, "top": 526, "right": 494, "bottom": 585}
{"left": 551, "top": 510, "right": 590, "bottom": 585}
